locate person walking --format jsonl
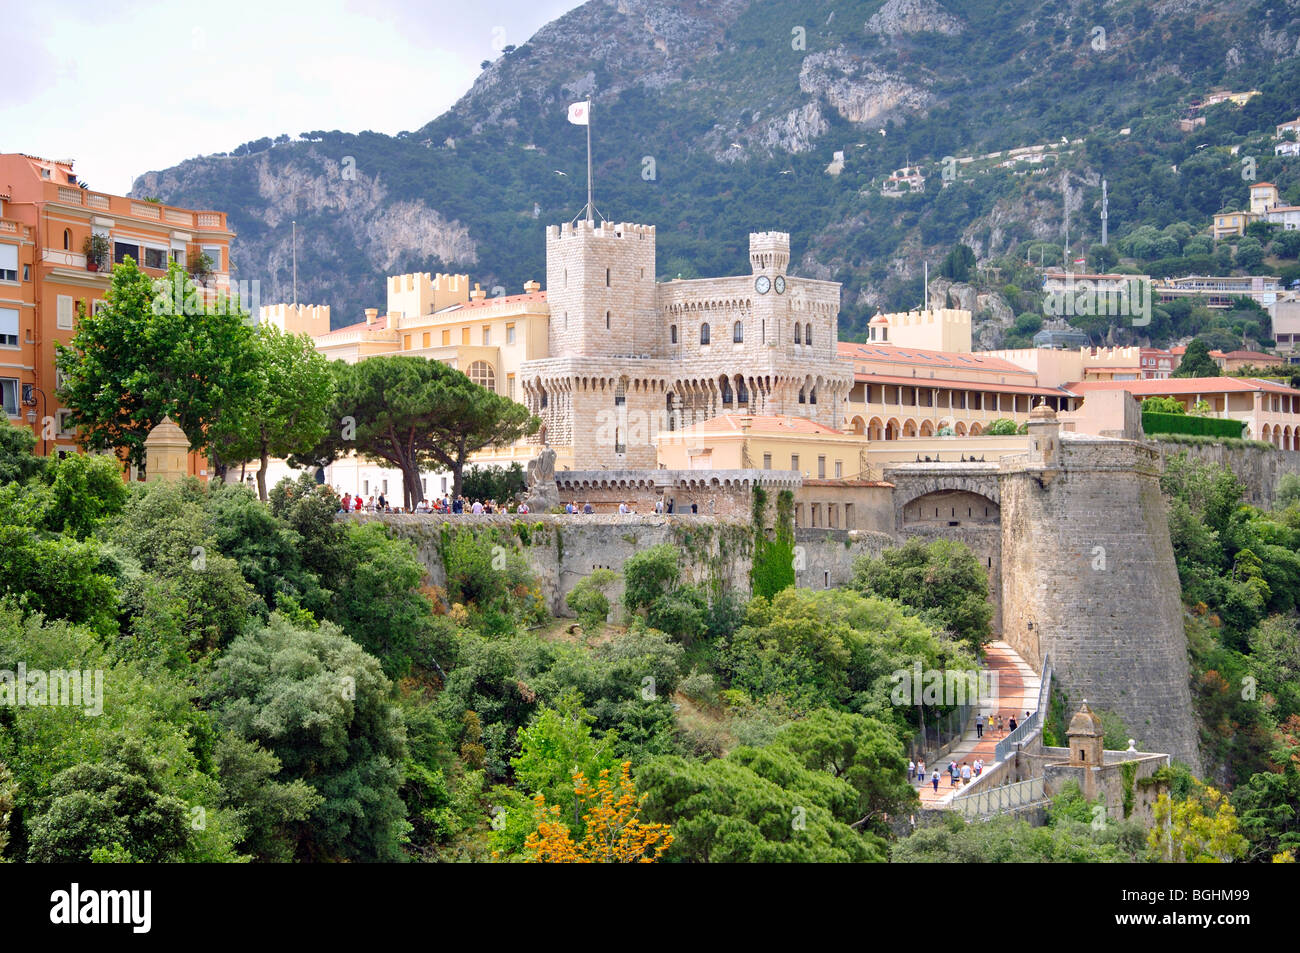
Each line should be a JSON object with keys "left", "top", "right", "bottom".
{"left": 931, "top": 769, "right": 940, "bottom": 794}
{"left": 916, "top": 758, "right": 925, "bottom": 783}
{"left": 975, "top": 712, "right": 985, "bottom": 739}
{"left": 960, "top": 762, "right": 972, "bottom": 786}
{"left": 908, "top": 759, "right": 916, "bottom": 783}
{"left": 996, "top": 713, "right": 1004, "bottom": 735}
{"left": 1008, "top": 714, "right": 1017, "bottom": 733}
{"left": 949, "top": 761, "right": 958, "bottom": 787}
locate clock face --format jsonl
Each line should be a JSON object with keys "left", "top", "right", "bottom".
{"left": 755, "top": 275, "right": 771, "bottom": 294}
{"left": 774, "top": 275, "right": 786, "bottom": 294}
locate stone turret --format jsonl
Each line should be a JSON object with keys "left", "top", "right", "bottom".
{"left": 1068, "top": 701, "right": 1105, "bottom": 767}
{"left": 1026, "top": 400, "right": 1060, "bottom": 468}
{"left": 144, "top": 416, "right": 189, "bottom": 482}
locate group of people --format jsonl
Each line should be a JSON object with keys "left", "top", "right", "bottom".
{"left": 336, "top": 492, "right": 530, "bottom": 516}
{"left": 334, "top": 491, "right": 705, "bottom": 517}
{"left": 909, "top": 710, "right": 1031, "bottom": 793}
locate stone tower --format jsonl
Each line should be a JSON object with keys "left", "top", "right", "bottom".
{"left": 1000, "top": 433, "right": 1201, "bottom": 772}
{"left": 1068, "top": 701, "right": 1106, "bottom": 799}
{"left": 544, "top": 220, "right": 658, "bottom": 359}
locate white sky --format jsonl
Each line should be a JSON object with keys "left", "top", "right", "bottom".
{"left": 2, "top": 0, "right": 585, "bottom": 195}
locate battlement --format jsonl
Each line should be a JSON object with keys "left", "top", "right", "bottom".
{"left": 546, "top": 221, "right": 656, "bottom": 241}
{"left": 874, "top": 308, "right": 973, "bottom": 352}
{"left": 259, "top": 302, "right": 331, "bottom": 336}
{"left": 749, "top": 231, "right": 790, "bottom": 273}
{"left": 386, "top": 271, "right": 471, "bottom": 318}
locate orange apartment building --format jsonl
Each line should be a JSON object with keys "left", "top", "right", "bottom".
{"left": 0, "top": 154, "right": 233, "bottom": 476}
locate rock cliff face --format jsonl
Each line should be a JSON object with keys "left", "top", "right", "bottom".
{"left": 865, "top": 0, "right": 965, "bottom": 37}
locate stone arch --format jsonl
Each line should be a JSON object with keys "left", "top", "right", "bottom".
{"left": 954, "top": 421, "right": 968, "bottom": 436}
{"left": 969, "top": 421, "right": 983, "bottom": 436}
{"left": 920, "top": 419, "right": 935, "bottom": 437}
{"left": 868, "top": 417, "right": 884, "bottom": 440}
{"left": 885, "top": 418, "right": 901, "bottom": 440}
{"left": 850, "top": 415, "right": 866, "bottom": 435}
{"left": 903, "top": 418, "right": 918, "bottom": 437}
{"left": 1263, "top": 424, "right": 1273, "bottom": 445}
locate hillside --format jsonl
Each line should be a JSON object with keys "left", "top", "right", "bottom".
{"left": 132, "top": 0, "right": 1300, "bottom": 342}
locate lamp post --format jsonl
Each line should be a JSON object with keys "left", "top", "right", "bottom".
{"left": 24, "top": 386, "right": 48, "bottom": 455}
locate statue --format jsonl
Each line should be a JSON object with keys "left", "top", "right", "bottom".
{"left": 524, "top": 448, "right": 559, "bottom": 512}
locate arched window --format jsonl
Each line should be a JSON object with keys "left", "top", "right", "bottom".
{"left": 733, "top": 320, "right": 743, "bottom": 343}
{"left": 809, "top": 386, "right": 817, "bottom": 405}
{"left": 614, "top": 378, "right": 626, "bottom": 406}
{"left": 720, "top": 377, "right": 733, "bottom": 404}
{"left": 794, "top": 323, "right": 801, "bottom": 344}
{"left": 804, "top": 323, "right": 812, "bottom": 345}
{"left": 670, "top": 324, "right": 678, "bottom": 344}
{"left": 798, "top": 388, "right": 806, "bottom": 404}
{"left": 666, "top": 393, "right": 675, "bottom": 431}
{"left": 737, "top": 378, "right": 749, "bottom": 403}
{"left": 63, "top": 229, "right": 71, "bottom": 250}
{"left": 467, "top": 361, "right": 496, "bottom": 391}
{"left": 700, "top": 323, "right": 710, "bottom": 345}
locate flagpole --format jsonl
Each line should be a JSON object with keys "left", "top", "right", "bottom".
{"left": 586, "top": 100, "right": 593, "bottom": 224}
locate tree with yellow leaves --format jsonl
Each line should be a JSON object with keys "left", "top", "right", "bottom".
{"left": 523, "top": 761, "right": 673, "bottom": 863}
{"left": 1148, "top": 781, "right": 1248, "bottom": 863}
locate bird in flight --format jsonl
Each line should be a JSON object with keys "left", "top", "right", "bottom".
{"left": 553, "top": 170, "right": 568, "bottom": 177}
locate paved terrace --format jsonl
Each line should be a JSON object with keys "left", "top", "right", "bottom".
{"left": 914, "top": 641, "right": 1040, "bottom": 809}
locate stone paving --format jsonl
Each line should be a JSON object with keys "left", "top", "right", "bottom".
{"left": 909, "top": 640, "right": 1041, "bottom": 809}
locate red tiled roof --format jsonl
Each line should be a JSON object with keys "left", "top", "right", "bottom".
{"left": 854, "top": 372, "right": 1068, "bottom": 397}
{"left": 837, "top": 342, "right": 1033, "bottom": 375}
{"left": 1214, "top": 350, "right": 1281, "bottom": 361}
{"left": 1066, "top": 377, "right": 1300, "bottom": 397}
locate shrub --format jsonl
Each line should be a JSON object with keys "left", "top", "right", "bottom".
{"left": 566, "top": 569, "right": 616, "bottom": 635}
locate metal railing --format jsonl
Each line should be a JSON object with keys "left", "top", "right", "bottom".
{"left": 994, "top": 652, "right": 1052, "bottom": 762}
{"left": 908, "top": 701, "right": 971, "bottom": 763}
{"left": 951, "top": 776, "right": 1046, "bottom": 818}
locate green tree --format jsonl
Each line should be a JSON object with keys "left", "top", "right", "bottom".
{"left": 212, "top": 734, "right": 322, "bottom": 863}
{"left": 205, "top": 613, "right": 411, "bottom": 862}
{"left": 751, "top": 486, "right": 796, "bottom": 599}
{"left": 306, "top": 356, "right": 536, "bottom": 509}
{"left": 1148, "top": 782, "right": 1248, "bottom": 862}
{"left": 772, "top": 709, "right": 918, "bottom": 835}
{"left": 566, "top": 568, "right": 616, "bottom": 635}
{"left": 637, "top": 746, "right": 886, "bottom": 862}
{"left": 939, "top": 243, "right": 976, "bottom": 283}
{"left": 985, "top": 418, "right": 1019, "bottom": 435}
{"left": 0, "top": 419, "right": 42, "bottom": 485}
{"left": 210, "top": 324, "right": 335, "bottom": 501}
{"left": 1173, "top": 338, "right": 1221, "bottom": 378}
{"left": 622, "top": 543, "right": 680, "bottom": 614}
{"left": 55, "top": 259, "right": 258, "bottom": 469}
{"left": 43, "top": 451, "right": 128, "bottom": 538}
{"left": 1142, "top": 395, "right": 1186, "bottom": 415}
{"left": 1089, "top": 244, "right": 1119, "bottom": 272}
{"left": 854, "top": 538, "right": 993, "bottom": 651}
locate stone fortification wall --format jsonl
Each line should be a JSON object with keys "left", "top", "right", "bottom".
{"left": 361, "top": 513, "right": 891, "bottom": 618}
{"left": 999, "top": 437, "right": 1200, "bottom": 770}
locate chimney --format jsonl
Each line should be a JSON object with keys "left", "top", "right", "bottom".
{"left": 524, "top": 279, "right": 540, "bottom": 294}
{"left": 470, "top": 283, "right": 486, "bottom": 301}
{"left": 364, "top": 308, "right": 378, "bottom": 327}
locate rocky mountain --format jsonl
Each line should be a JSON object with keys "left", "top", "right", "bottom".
{"left": 134, "top": 0, "right": 1300, "bottom": 341}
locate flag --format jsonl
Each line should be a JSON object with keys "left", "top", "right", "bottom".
{"left": 567, "top": 101, "right": 590, "bottom": 125}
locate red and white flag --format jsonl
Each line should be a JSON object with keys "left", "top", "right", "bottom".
{"left": 567, "top": 101, "right": 590, "bottom": 125}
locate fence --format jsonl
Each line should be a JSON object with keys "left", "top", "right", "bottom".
{"left": 950, "top": 776, "right": 1046, "bottom": 819}
{"left": 907, "top": 701, "right": 971, "bottom": 763}
{"left": 994, "top": 653, "right": 1052, "bottom": 762}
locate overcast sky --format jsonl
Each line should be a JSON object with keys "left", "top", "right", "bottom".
{"left": 3, "top": 0, "right": 585, "bottom": 195}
